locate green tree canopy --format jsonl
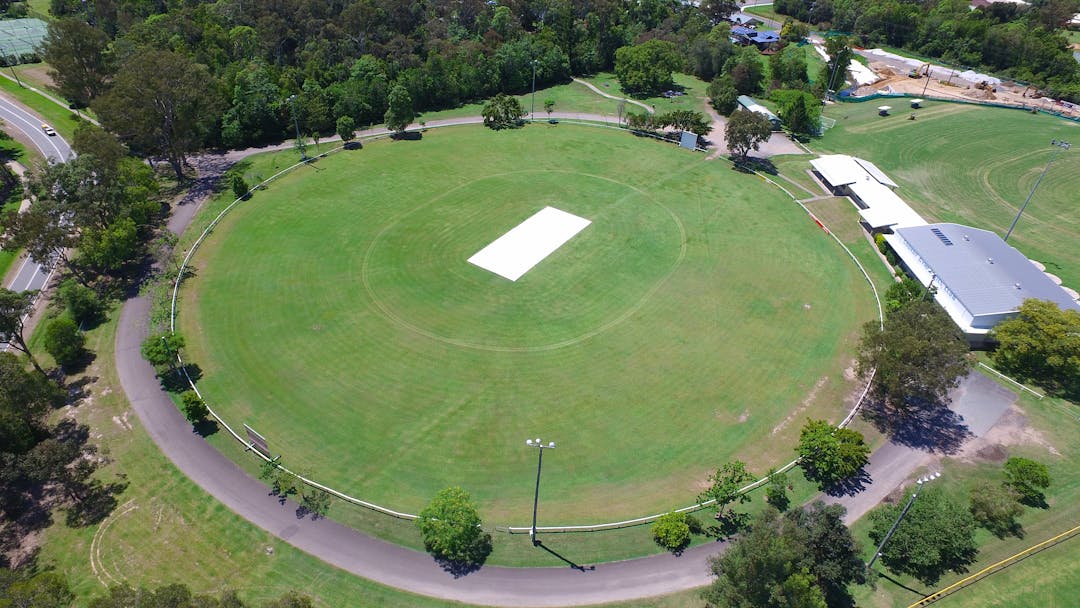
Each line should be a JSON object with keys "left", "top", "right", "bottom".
{"left": 724, "top": 109, "right": 773, "bottom": 162}
{"left": 707, "top": 74, "right": 740, "bottom": 115}
{"left": 969, "top": 481, "right": 1024, "bottom": 538}
{"left": 704, "top": 502, "right": 863, "bottom": 608}
{"left": 796, "top": 420, "right": 870, "bottom": 490}
{"left": 43, "top": 316, "right": 86, "bottom": 369}
{"left": 614, "top": 39, "right": 683, "bottom": 96}
{"left": 383, "top": 84, "right": 415, "bottom": 134}
{"left": 867, "top": 487, "right": 978, "bottom": 584}
{"left": 416, "top": 487, "right": 492, "bottom": 566}
{"left": 773, "top": 89, "right": 821, "bottom": 138}
{"left": 0, "top": 288, "right": 44, "bottom": 375}
{"left": 141, "top": 332, "right": 186, "bottom": 368}
{"left": 857, "top": 301, "right": 971, "bottom": 415}
{"left": 1003, "top": 456, "right": 1052, "bottom": 507}
{"left": 93, "top": 49, "right": 222, "bottom": 180}
{"left": 990, "top": 299, "right": 1080, "bottom": 399}
{"left": 40, "top": 18, "right": 112, "bottom": 107}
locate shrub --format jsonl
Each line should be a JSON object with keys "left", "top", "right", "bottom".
{"left": 230, "top": 173, "right": 250, "bottom": 200}
{"left": 969, "top": 481, "right": 1023, "bottom": 538}
{"left": 180, "top": 390, "right": 209, "bottom": 423}
{"left": 57, "top": 279, "right": 104, "bottom": 327}
{"left": 1003, "top": 457, "right": 1051, "bottom": 506}
{"left": 652, "top": 511, "right": 691, "bottom": 552}
{"left": 43, "top": 316, "right": 85, "bottom": 368}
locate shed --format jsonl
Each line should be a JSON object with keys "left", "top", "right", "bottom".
{"left": 736, "top": 95, "right": 782, "bottom": 130}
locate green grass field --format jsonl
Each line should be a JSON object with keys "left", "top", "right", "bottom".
{"left": 812, "top": 102, "right": 1080, "bottom": 289}
{"left": 178, "top": 124, "right": 877, "bottom": 526}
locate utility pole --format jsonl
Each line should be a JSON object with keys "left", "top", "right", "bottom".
{"left": 287, "top": 95, "right": 307, "bottom": 161}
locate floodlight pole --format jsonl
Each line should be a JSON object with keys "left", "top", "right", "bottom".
{"left": 1004, "top": 139, "right": 1069, "bottom": 242}
{"left": 526, "top": 437, "right": 555, "bottom": 546}
{"left": 287, "top": 94, "right": 307, "bottom": 161}
{"left": 530, "top": 59, "right": 539, "bottom": 121}
{"left": 867, "top": 473, "right": 941, "bottom": 570}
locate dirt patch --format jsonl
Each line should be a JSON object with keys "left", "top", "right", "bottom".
{"left": 954, "top": 405, "right": 1061, "bottom": 464}
{"left": 771, "top": 376, "right": 828, "bottom": 435}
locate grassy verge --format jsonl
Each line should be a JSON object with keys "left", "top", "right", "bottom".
{"left": 0, "top": 75, "right": 85, "bottom": 142}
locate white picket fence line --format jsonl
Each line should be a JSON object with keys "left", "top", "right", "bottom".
{"left": 163, "top": 122, "right": 885, "bottom": 532}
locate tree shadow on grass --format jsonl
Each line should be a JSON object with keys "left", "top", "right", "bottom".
{"left": 159, "top": 363, "right": 202, "bottom": 393}
{"left": 65, "top": 479, "right": 129, "bottom": 528}
{"left": 192, "top": 418, "right": 219, "bottom": 438}
{"left": 731, "top": 156, "right": 778, "bottom": 175}
{"left": 861, "top": 398, "right": 971, "bottom": 454}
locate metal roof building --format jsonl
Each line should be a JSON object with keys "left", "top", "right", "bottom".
{"left": 885, "top": 223, "right": 1080, "bottom": 342}
{"left": 736, "top": 95, "right": 781, "bottom": 130}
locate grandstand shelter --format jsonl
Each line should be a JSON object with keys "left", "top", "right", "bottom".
{"left": 810, "top": 154, "right": 897, "bottom": 193}
{"left": 885, "top": 223, "right": 1080, "bottom": 344}
{"left": 848, "top": 179, "right": 926, "bottom": 231}
{"left": 736, "top": 95, "right": 782, "bottom": 130}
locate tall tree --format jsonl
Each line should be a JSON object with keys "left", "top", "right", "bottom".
{"left": 93, "top": 50, "right": 222, "bottom": 180}
{"left": 416, "top": 487, "right": 492, "bottom": 566}
{"left": 0, "top": 288, "right": 45, "bottom": 376}
{"left": 481, "top": 93, "right": 526, "bottom": 129}
{"left": 774, "top": 89, "right": 821, "bottom": 138}
{"left": 796, "top": 419, "right": 870, "bottom": 490}
{"left": 383, "top": 83, "right": 415, "bottom": 135}
{"left": 698, "top": 460, "right": 754, "bottom": 521}
{"left": 40, "top": 19, "right": 113, "bottom": 108}
{"left": 614, "top": 39, "right": 682, "bottom": 96}
{"left": 724, "top": 109, "right": 773, "bottom": 162}
{"left": 857, "top": 300, "right": 971, "bottom": 415}
{"left": 821, "top": 35, "right": 854, "bottom": 93}
{"left": 990, "top": 299, "right": 1080, "bottom": 399}
{"left": 704, "top": 502, "right": 863, "bottom": 608}
{"left": 1003, "top": 456, "right": 1052, "bottom": 507}
{"left": 867, "top": 487, "right": 978, "bottom": 584}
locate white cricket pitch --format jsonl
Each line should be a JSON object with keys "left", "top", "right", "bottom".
{"left": 468, "top": 207, "right": 591, "bottom": 281}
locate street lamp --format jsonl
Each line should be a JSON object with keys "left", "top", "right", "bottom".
{"left": 1004, "top": 139, "right": 1069, "bottom": 242}
{"left": 530, "top": 59, "right": 539, "bottom": 121}
{"left": 867, "top": 472, "right": 941, "bottom": 570}
{"left": 286, "top": 94, "right": 307, "bottom": 161}
{"left": 525, "top": 437, "right": 555, "bottom": 546}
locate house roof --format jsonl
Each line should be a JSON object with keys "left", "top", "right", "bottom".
{"left": 749, "top": 30, "right": 780, "bottom": 42}
{"left": 730, "top": 13, "right": 762, "bottom": 25}
{"left": 894, "top": 223, "right": 1080, "bottom": 317}
{"left": 731, "top": 26, "right": 755, "bottom": 36}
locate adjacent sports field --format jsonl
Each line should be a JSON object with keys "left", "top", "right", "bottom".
{"left": 179, "top": 124, "right": 876, "bottom": 523}
{"left": 815, "top": 102, "right": 1080, "bottom": 289}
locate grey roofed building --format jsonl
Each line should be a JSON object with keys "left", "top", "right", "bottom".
{"left": 885, "top": 223, "right": 1080, "bottom": 342}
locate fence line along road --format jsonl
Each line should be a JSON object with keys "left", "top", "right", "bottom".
{"left": 166, "top": 119, "right": 884, "bottom": 533}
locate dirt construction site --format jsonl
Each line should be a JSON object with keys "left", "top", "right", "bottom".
{"left": 853, "top": 49, "right": 1080, "bottom": 119}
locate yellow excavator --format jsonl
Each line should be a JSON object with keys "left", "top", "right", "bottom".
{"left": 907, "top": 63, "right": 930, "bottom": 78}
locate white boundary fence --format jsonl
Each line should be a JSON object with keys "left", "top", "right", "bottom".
{"left": 166, "top": 122, "right": 884, "bottom": 532}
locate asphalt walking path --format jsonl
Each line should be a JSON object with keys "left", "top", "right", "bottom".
{"left": 114, "top": 114, "right": 1016, "bottom": 606}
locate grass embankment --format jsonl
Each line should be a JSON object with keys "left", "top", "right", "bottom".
{"left": 0, "top": 73, "right": 85, "bottom": 142}
{"left": 812, "top": 102, "right": 1080, "bottom": 289}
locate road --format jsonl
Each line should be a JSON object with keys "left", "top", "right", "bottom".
{"left": 0, "top": 95, "right": 70, "bottom": 350}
